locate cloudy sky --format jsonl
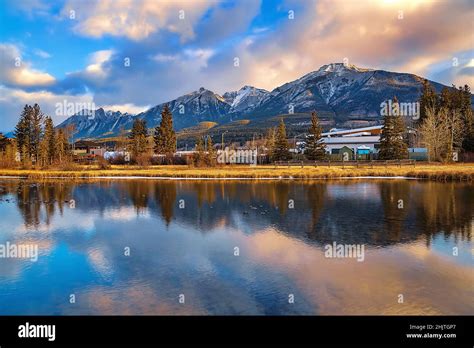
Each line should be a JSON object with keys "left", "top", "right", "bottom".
{"left": 1, "top": 0, "right": 473, "bottom": 132}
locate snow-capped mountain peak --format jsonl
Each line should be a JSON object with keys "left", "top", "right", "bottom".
{"left": 224, "top": 85, "right": 269, "bottom": 112}
{"left": 318, "top": 62, "right": 373, "bottom": 74}
{"left": 58, "top": 63, "right": 452, "bottom": 139}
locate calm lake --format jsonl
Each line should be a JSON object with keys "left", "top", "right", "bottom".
{"left": 0, "top": 179, "right": 472, "bottom": 315}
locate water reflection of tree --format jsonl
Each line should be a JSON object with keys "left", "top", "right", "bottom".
{"left": 154, "top": 182, "right": 177, "bottom": 225}
{"left": 125, "top": 181, "right": 150, "bottom": 214}
{"left": 5, "top": 180, "right": 472, "bottom": 247}
{"left": 305, "top": 183, "right": 327, "bottom": 239}
{"left": 414, "top": 182, "right": 472, "bottom": 245}
{"left": 8, "top": 181, "right": 73, "bottom": 228}
{"left": 192, "top": 182, "right": 217, "bottom": 208}
{"left": 379, "top": 181, "right": 411, "bottom": 242}
{"left": 251, "top": 182, "right": 291, "bottom": 215}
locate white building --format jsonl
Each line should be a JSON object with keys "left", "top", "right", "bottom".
{"left": 323, "top": 135, "right": 381, "bottom": 156}
{"left": 322, "top": 126, "right": 382, "bottom": 158}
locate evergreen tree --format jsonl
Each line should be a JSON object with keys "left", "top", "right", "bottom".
{"left": 273, "top": 119, "right": 291, "bottom": 161}
{"left": 192, "top": 137, "right": 206, "bottom": 166}
{"left": 39, "top": 136, "right": 49, "bottom": 167}
{"left": 129, "top": 119, "right": 148, "bottom": 158}
{"left": 418, "top": 79, "right": 437, "bottom": 124}
{"left": 14, "top": 105, "right": 32, "bottom": 162}
{"left": 55, "top": 129, "right": 70, "bottom": 163}
{"left": 0, "top": 132, "right": 7, "bottom": 152}
{"left": 154, "top": 104, "right": 176, "bottom": 158}
{"left": 29, "top": 104, "right": 44, "bottom": 163}
{"left": 43, "top": 117, "right": 56, "bottom": 165}
{"left": 438, "top": 87, "right": 452, "bottom": 110}
{"left": 460, "top": 84, "right": 474, "bottom": 151}
{"left": 379, "top": 97, "right": 408, "bottom": 160}
{"left": 205, "top": 135, "right": 216, "bottom": 166}
{"left": 305, "top": 111, "right": 327, "bottom": 160}
{"left": 264, "top": 127, "right": 276, "bottom": 161}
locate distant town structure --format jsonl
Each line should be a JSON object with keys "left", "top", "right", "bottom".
{"left": 321, "top": 126, "right": 382, "bottom": 160}
{"left": 300, "top": 125, "right": 428, "bottom": 160}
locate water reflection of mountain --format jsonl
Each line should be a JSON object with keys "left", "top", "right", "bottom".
{"left": 1, "top": 179, "right": 472, "bottom": 247}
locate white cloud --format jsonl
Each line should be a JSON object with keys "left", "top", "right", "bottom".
{"left": 34, "top": 49, "right": 52, "bottom": 59}
{"left": 84, "top": 49, "right": 114, "bottom": 78}
{"left": 221, "top": 0, "right": 474, "bottom": 90}
{"left": 63, "top": 0, "right": 217, "bottom": 41}
{"left": 0, "top": 44, "right": 55, "bottom": 87}
{"left": 101, "top": 103, "right": 151, "bottom": 115}
{"left": 0, "top": 85, "right": 94, "bottom": 130}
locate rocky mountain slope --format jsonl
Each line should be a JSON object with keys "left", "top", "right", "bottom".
{"left": 58, "top": 63, "right": 451, "bottom": 139}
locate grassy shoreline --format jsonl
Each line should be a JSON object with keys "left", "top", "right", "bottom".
{"left": 0, "top": 164, "right": 473, "bottom": 181}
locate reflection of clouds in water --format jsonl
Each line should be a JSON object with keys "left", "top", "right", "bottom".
{"left": 86, "top": 247, "right": 114, "bottom": 282}
{"left": 426, "top": 234, "right": 473, "bottom": 267}
{"left": 9, "top": 211, "right": 471, "bottom": 315}
{"left": 1, "top": 179, "right": 473, "bottom": 315}
{"left": 60, "top": 220, "right": 297, "bottom": 314}
{"left": 78, "top": 283, "right": 207, "bottom": 315}
{"left": 243, "top": 228, "right": 474, "bottom": 315}
{"left": 327, "top": 183, "right": 382, "bottom": 202}
{"left": 13, "top": 212, "right": 96, "bottom": 235}
{"left": 102, "top": 206, "right": 150, "bottom": 221}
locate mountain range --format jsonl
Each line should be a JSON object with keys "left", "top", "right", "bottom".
{"left": 58, "top": 62, "right": 454, "bottom": 139}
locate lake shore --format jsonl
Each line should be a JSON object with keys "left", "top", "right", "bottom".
{"left": 0, "top": 164, "right": 473, "bottom": 181}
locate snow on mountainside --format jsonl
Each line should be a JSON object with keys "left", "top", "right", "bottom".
{"left": 250, "top": 62, "right": 447, "bottom": 120}
{"left": 57, "top": 108, "right": 135, "bottom": 138}
{"left": 136, "top": 87, "right": 231, "bottom": 130}
{"left": 225, "top": 85, "right": 269, "bottom": 113}
{"left": 58, "top": 63, "right": 453, "bottom": 139}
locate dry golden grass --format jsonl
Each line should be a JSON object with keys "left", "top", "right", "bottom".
{"left": 0, "top": 163, "right": 473, "bottom": 181}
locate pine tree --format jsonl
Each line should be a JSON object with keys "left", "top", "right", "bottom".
{"left": 0, "top": 132, "right": 7, "bottom": 152}
{"left": 305, "top": 111, "right": 327, "bottom": 160}
{"left": 418, "top": 79, "right": 437, "bottom": 124}
{"left": 273, "top": 119, "right": 291, "bottom": 161}
{"left": 438, "top": 87, "right": 452, "bottom": 110}
{"left": 192, "top": 137, "right": 206, "bottom": 166}
{"left": 392, "top": 110, "right": 409, "bottom": 159}
{"left": 129, "top": 119, "right": 148, "bottom": 158}
{"left": 15, "top": 105, "right": 32, "bottom": 162}
{"left": 264, "top": 127, "right": 276, "bottom": 161}
{"left": 43, "top": 117, "right": 56, "bottom": 165}
{"left": 460, "top": 84, "right": 474, "bottom": 151}
{"left": 154, "top": 104, "right": 176, "bottom": 158}
{"left": 379, "top": 97, "right": 408, "bottom": 160}
{"left": 39, "top": 136, "right": 49, "bottom": 167}
{"left": 55, "top": 129, "right": 70, "bottom": 163}
{"left": 29, "top": 104, "right": 44, "bottom": 164}
{"left": 205, "top": 135, "right": 216, "bottom": 166}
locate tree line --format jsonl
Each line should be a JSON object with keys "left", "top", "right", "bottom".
{"left": 373, "top": 82, "right": 472, "bottom": 161}
{"left": 418, "top": 82, "right": 473, "bottom": 161}
{"left": 127, "top": 104, "right": 177, "bottom": 164}
{"left": 1, "top": 81, "right": 472, "bottom": 168}
{"left": 0, "top": 104, "right": 71, "bottom": 168}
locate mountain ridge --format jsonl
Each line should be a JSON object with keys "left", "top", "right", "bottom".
{"left": 57, "top": 63, "right": 457, "bottom": 139}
